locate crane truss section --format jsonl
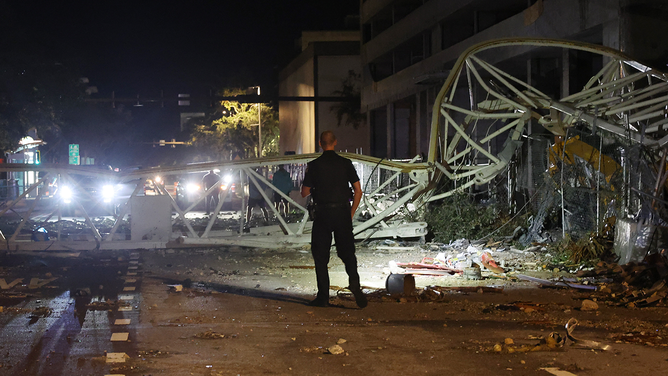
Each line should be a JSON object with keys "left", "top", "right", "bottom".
{"left": 426, "top": 38, "right": 668, "bottom": 202}
{"left": 4, "top": 39, "right": 668, "bottom": 251}
{"left": 0, "top": 155, "right": 429, "bottom": 251}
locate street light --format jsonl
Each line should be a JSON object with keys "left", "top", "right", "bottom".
{"left": 250, "top": 86, "right": 261, "bottom": 157}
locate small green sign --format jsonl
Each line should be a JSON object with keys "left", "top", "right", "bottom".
{"left": 69, "top": 144, "right": 79, "bottom": 156}
{"left": 69, "top": 144, "right": 79, "bottom": 165}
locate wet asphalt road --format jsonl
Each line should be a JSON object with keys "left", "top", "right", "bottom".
{"left": 0, "top": 251, "right": 141, "bottom": 375}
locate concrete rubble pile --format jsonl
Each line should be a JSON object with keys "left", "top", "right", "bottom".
{"left": 379, "top": 235, "right": 668, "bottom": 309}
{"left": 575, "top": 251, "right": 668, "bottom": 307}
{"left": 385, "top": 237, "right": 553, "bottom": 279}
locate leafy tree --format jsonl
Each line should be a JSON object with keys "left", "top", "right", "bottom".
{"left": 0, "top": 53, "right": 86, "bottom": 155}
{"left": 424, "top": 192, "right": 500, "bottom": 243}
{"left": 330, "top": 70, "right": 365, "bottom": 129}
{"left": 187, "top": 88, "right": 279, "bottom": 160}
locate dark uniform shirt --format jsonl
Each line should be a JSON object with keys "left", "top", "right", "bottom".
{"left": 202, "top": 172, "right": 220, "bottom": 190}
{"left": 302, "top": 150, "right": 360, "bottom": 205}
{"left": 248, "top": 176, "right": 267, "bottom": 199}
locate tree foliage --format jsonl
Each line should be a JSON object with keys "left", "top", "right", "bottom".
{"left": 187, "top": 88, "right": 278, "bottom": 160}
{"left": 0, "top": 53, "right": 86, "bottom": 154}
{"left": 329, "top": 70, "right": 365, "bottom": 130}
{"left": 424, "top": 193, "right": 499, "bottom": 243}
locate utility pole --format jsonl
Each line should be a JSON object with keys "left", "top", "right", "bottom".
{"left": 255, "top": 87, "right": 262, "bottom": 158}
{"left": 246, "top": 86, "right": 262, "bottom": 157}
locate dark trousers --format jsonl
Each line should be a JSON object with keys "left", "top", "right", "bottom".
{"left": 311, "top": 206, "right": 360, "bottom": 298}
{"left": 205, "top": 193, "right": 219, "bottom": 213}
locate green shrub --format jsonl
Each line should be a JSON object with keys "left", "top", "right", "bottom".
{"left": 424, "top": 193, "right": 499, "bottom": 243}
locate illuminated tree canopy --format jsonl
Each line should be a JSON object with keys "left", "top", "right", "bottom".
{"left": 187, "top": 88, "right": 278, "bottom": 160}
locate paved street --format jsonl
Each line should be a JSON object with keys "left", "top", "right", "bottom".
{"left": 1, "top": 246, "right": 668, "bottom": 375}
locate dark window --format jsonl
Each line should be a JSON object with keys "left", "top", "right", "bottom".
{"left": 393, "top": 0, "right": 425, "bottom": 20}
{"left": 370, "top": 108, "right": 388, "bottom": 158}
{"left": 394, "top": 34, "right": 425, "bottom": 72}
{"left": 369, "top": 52, "right": 394, "bottom": 82}
{"left": 423, "top": 30, "right": 432, "bottom": 59}
{"left": 441, "top": 10, "right": 475, "bottom": 50}
{"left": 363, "top": 22, "right": 372, "bottom": 44}
{"left": 363, "top": 0, "right": 425, "bottom": 44}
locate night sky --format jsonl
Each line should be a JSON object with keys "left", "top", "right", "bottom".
{"left": 1, "top": 1, "right": 359, "bottom": 165}
{"left": 2, "top": 0, "right": 359, "bottom": 98}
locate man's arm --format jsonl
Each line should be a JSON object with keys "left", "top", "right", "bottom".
{"left": 301, "top": 165, "right": 312, "bottom": 198}
{"left": 350, "top": 180, "right": 362, "bottom": 219}
{"left": 301, "top": 185, "right": 311, "bottom": 198}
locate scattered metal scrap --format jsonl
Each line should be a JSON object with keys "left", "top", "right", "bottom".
{"left": 577, "top": 253, "right": 668, "bottom": 307}
{"left": 490, "top": 318, "right": 610, "bottom": 353}
{"left": 515, "top": 274, "right": 598, "bottom": 291}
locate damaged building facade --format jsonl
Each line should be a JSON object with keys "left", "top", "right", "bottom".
{"left": 361, "top": 0, "right": 668, "bottom": 249}
{"left": 361, "top": 0, "right": 668, "bottom": 158}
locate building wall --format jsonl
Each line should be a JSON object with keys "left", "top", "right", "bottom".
{"left": 359, "top": 0, "right": 662, "bottom": 158}
{"left": 279, "top": 60, "right": 315, "bottom": 155}
{"left": 279, "top": 34, "right": 367, "bottom": 155}
{"left": 317, "top": 55, "right": 369, "bottom": 153}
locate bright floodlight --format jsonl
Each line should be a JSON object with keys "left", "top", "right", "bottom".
{"left": 102, "top": 184, "right": 114, "bottom": 203}
{"left": 223, "top": 174, "right": 233, "bottom": 183}
{"left": 154, "top": 176, "right": 162, "bottom": 183}
{"left": 186, "top": 183, "right": 200, "bottom": 193}
{"left": 60, "top": 186, "right": 73, "bottom": 203}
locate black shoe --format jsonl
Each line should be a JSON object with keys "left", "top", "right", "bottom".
{"left": 308, "top": 297, "right": 330, "bottom": 307}
{"left": 350, "top": 288, "right": 368, "bottom": 308}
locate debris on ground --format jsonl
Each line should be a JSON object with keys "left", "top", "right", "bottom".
{"left": 493, "top": 301, "right": 544, "bottom": 312}
{"left": 137, "top": 350, "right": 172, "bottom": 358}
{"left": 194, "top": 331, "right": 228, "bottom": 339}
{"left": 390, "top": 259, "right": 461, "bottom": 276}
{"left": 580, "top": 299, "right": 598, "bottom": 311}
{"left": 383, "top": 238, "right": 553, "bottom": 282}
{"left": 488, "top": 318, "right": 610, "bottom": 353}
{"left": 610, "top": 331, "right": 668, "bottom": 346}
{"left": 575, "top": 252, "right": 668, "bottom": 307}
{"left": 480, "top": 252, "right": 504, "bottom": 273}
{"left": 327, "top": 344, "right": 345, "bottom": 355}
{"left": 565, "top": 318, "right": 611, "bottom": 350}
{"left": 300, "top": 346, "right": 323, "bottom": 353}
{"left": 514, "top": 274, "right": 597, "bottom": 290}
{"left": 336, "top": 284, "right": 504, "bottom": 305}
{"left": 168, "top": 284, "right": 183, "bottom": 292}
{"left": 540, "top": 367, "right": 579, "bottom": 376}
{"left": 86, "top": 300, "right": 117, "bottom": 310}
{"left": 30, "top": 306, "right": 52, "bottom": 318}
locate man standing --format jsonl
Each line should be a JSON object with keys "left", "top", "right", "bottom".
{"left": 301, "top": 131, "right": 366, "bottom": 308}
{"left": 246, "top": 169, "right": 270, "bottom": 228}
{"left": 272, "top": 164, "right": 293, "bottom": 217}
{"left": 202, "top": 170, "right": 221, "bottom": 215}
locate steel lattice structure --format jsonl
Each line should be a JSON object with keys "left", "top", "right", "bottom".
{"left": 3, "top": 38, "right": 668, "bottom": 251}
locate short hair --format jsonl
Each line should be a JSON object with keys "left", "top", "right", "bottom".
{"left": 319, "top": 131, "right": 336, "bottom": 147}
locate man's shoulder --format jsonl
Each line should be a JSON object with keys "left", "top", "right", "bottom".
{"left": 333, "top": 153, "right": 354, "bottom": 166}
